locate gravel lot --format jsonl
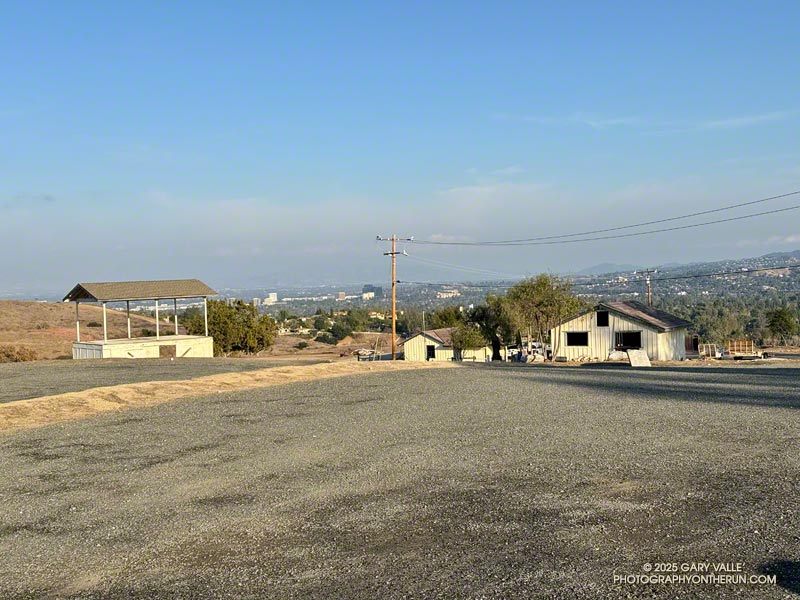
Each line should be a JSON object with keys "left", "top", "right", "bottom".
{"left": 0, "top": 357, "right": 329, "bottom": 404}
{"left": 0, "top": 364, "right": 798, "bottom": 599}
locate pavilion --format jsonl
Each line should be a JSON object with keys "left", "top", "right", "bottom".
{"left": 63, "top": 279, "right": 217, "bottom": 359}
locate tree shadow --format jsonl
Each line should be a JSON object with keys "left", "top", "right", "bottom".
{"left": 759, "top": 560, "right": 800, "bottom": 594}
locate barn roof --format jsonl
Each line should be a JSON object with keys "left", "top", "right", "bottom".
{"left": 553, "top": 301, "right": 691, "bottom": 332}
{"left": 601, "top": 301, "right": 692, "bottom": 331}
{"left": 63, "top": 279, "right": 217, "bottom": 303}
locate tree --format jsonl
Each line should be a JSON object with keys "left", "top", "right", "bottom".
{"left": 313, "top": 315, "right": 329, "bottom": 330}
{"left": 185, "top": 300, "right": 277, "bottom": 356}
{"left": 450, "top": 323, "right": 487, "bottom": 360}
{"left": 329, "top": 321, "right": 353, "bottom": 341}
{"left": 469, "top": 295, "right": 515, "bottom": 360}
{"left": 506, "top": 274, "right": 585, "bottom": 349}
{"left": 397, "top": 307, "right": 424, "bottom": 336}
{"left": 428, "top": 306, "right": 464, "bottom": 329}
{"left": 767, "top": 307, "right": 799, "bottom": 344}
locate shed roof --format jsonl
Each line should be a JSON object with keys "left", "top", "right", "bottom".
{"left": 406, "top": 327, "right": 456, "bottom": 346}
{"left": 63, "top": 279, "right": 217, "bottom": 303}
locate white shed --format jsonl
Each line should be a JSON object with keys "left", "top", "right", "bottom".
{"left": 549, "top": 301, "right": 691, "bottom": 362}
{"left": 403, "top": 327, "right": 503, "bottom": 362}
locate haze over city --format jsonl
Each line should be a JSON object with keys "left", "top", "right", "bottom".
{"left": 2, "top": 2, "right": 799, "bottom": 295}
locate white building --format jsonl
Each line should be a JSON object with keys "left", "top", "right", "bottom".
{"left": 549, "top": 301, "right": 691, "bottom": 362}
{"left": 362, "top": 291, "right": 375, "bottom": 300}
{"left": 403, "top": 327, "right": 506, "bottom": 362}
{"left": 252, "top": 297, "right": 262, "bottom": 307}
{"left": 264, "top": 293, "right": 278, "bottom": 304}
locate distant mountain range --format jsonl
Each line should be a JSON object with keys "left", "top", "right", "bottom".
{"left": 577, "top": 250, "right": 800, "bottom": 278}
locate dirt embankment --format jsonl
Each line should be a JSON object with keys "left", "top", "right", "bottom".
{"left": 0, "top": 300, "right": 175, "bottom": 360}
{"left": 0, "top": 360, "right": 455, "bottom": 433}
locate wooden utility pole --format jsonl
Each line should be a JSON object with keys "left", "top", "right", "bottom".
{"left": 378, "top": 234, "right": 412, "bottom": 360}
{"left": 643, "top": 269, "right": 656, "bottom": 306}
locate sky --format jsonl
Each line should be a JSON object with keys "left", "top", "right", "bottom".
{"left": 1, "top": 1, "right": 800, "bottom": 295}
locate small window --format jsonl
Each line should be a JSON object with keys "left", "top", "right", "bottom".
{"left": 566, "top": 332, "right": 589, "bottom": 346}
{"left": 597, "top": 311, "right": 609, "bottom": 327}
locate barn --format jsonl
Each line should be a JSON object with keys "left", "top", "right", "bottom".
{"left": 549, "top": 301, "right": 691, "bottom": 362}
{"left": 403, "top": 327, "right": 505, "bottom": 362}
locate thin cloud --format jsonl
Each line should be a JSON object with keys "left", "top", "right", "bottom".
{"left": 493, "top": 112, "right": 641, "bottom": 130}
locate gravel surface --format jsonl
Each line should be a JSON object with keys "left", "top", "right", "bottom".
{"left": 0, "top": 358, "right": 329, "bottom": 404}
{"left": 0, "top": 364, "right": 798, "bottom": 599}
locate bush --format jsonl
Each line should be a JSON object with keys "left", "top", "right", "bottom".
{"left": 0, "top": 345, "right": 39, "bottom": 363}
{"left": 329, "top": 322, "right": 353, "bottom": 341}
{"left": 316, "top": 332, "right": 337, "bottom": 345}
{"left": 87, "top": 321, "right": 102, "bottom": 328}
{"left": 295, "top": 341, "right": 309, "bottom": 350}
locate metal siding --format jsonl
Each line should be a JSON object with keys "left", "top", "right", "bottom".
{"left": 551, "top": 311, "right": 661, "bottom": 360}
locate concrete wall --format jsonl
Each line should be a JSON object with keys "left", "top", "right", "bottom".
{"left": 551, "top": 311, "right": 663, "bottom": 361}
{"left": 72, "top": 336, "right": 214, "bottom": 359}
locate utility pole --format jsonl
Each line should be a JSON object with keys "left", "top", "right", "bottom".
{"left": 643, "top": 269, "right": 657, "bottom": 306}
{"left": 377, "top": 235, "right": 413, "bottom": 360}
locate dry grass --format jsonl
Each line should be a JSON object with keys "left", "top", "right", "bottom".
{"left": 0, "top": 360, "right": 456, "bottom": 433}
{"left": 0, "top": 345, "right": 39, "bottom": 363}
{"left": 0, "top": 301, "right": 180, "bottom": 359}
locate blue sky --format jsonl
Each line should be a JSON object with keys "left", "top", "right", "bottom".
{"left": 2, "top": 1, "right": 799, "bottom": 294}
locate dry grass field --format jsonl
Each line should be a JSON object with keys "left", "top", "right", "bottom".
{"left": 0, "top": 301, "right": 182, "bottom": 360}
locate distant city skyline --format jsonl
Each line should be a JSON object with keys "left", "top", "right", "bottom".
{"left": 1, "top": 2, "right": 799, "bottom": 294}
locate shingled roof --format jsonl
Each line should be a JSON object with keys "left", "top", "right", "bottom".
{"left": 63, "top": 279, "right": 217, "bottom": 303}
{"left": 600, "top": 301, "right": 692, "bottom": 331}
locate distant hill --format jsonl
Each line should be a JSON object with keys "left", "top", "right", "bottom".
{"left": 0, "top": 301, "right": 181, "bottom": 360}
{"left": 576, "top": 263, "right": 644, "bottom": 276}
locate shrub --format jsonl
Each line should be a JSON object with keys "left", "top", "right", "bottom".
{"left": 0, "top": 345, "right": 39, "bottom": 363}
{"left": 316, "top": 332, "right": 337, "bottom": 345}
{"left": 295, "top": 341, "right": 309, "bottom": 350}
{"left": 87, "top": 321, "right": 102, "bottom": 328}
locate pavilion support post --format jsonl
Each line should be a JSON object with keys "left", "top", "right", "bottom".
{"left": 75, "top": 301, "right": 80, "bottom": 342}
{"left": 155, "top": 300, "right": 160, "bottom": 339}
{"left": 174, "top": 299, "right": 178, "bottom": 335}
{"left": 102, "top": 302, "right": 108, "bottom": 342}
{"left": 126, "top": 300, "right": 131, "bottom": 339}
{"left": 204, "top": 297, "right": 209, "bottom": 337}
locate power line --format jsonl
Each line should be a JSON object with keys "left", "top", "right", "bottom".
{"left": 410, "top": 190, "right": 800, "bottom": 246}
{"left": 404, "top": 253, "right": 525, "bottom": 279}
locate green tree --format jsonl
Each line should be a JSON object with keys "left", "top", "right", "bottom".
{"left": 397, "top": 307, "right": 424, "bottom": 336}
{"left": 185, "top": 300, "right": 277, "bottom": 356}
{"left": 428, "top": 305, "right": 464, "bottom": 329}
{"left": 329, "top": 321, "right": 353, "bottom": 341}
{"left": 450, "top": 323, "right": 487, "bottom": 360}
{"left": 313, "top": 315, "right": 329, "bottom": 330}
{"left": 767, "top": 307, "right": 799, "bottom": 344}
{"left": 469, "top": 295, "right": 515, "bottom": 360}
{"left": 506, "top": 274, "right": 585, "bottom": 348}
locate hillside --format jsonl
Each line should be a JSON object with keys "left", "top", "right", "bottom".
{"left": 0, "top": 301, "right": 183, "bottom": 360}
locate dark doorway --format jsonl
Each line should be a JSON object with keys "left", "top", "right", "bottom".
{"left": 615, "top": 331, "right": 642, "bottom": 350}
{"left": 426, "top": 345, "right": 436, "bottom": 360}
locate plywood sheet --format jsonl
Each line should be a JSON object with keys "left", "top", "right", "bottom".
{"left": 627, "top": 349, "right": 651, "bottom": 367}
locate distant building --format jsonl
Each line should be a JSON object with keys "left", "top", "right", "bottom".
{"left": 549, "top": 301, "right": 691, "bottom": 362}
{"left": 361, "top": 291, "right": 375, "bottom": 301}
{"left": 436, "top": 289, "right": 461, "bottom": 299}
{"left": 264, "top": 293, "right": 278, "bottom": 304}
{"left": 362, "top": 285, "right": 384, "bottom": 299}
{"left": 336, "top": 292, "right": 346, "bottom": 301}
{"left": 252, "top": 297, "right": 262, "bottom": 307}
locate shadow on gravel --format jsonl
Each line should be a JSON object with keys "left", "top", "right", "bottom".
{"left": 461, "top": 364, "right": 800, "bottom": 409}
{"left": 759, "top": 560, "right": 800, "bottom": 594}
